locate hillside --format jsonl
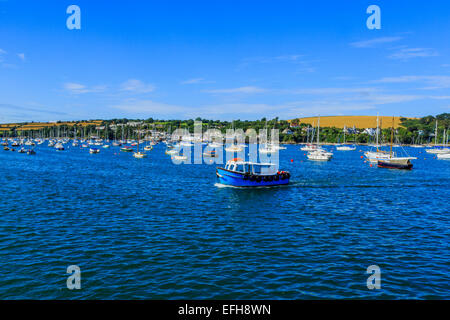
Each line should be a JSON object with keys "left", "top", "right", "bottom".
{"left": 290, "top": 116, "right": 414, "bottom": 129}
{"left": 0, "top": 120, "right": 103, "bottom": 132}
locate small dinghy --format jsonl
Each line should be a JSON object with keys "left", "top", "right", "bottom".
{"left": 120, "top": 146, "right": 133, "bottom": 152}
{"left": 203, "top": 150, "right": 218, "bottom": 157}
{"left": 133, "top": 152, "right": 147, "bottom": 158}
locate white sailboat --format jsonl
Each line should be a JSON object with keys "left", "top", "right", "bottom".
{"left": 336, "top": 126, "right": 356, "bottom": 151}
{"left": 133, "top": 124, "right": 147, "bottom": 158}
{"left": 425, "top": 120, "right": 449, "bottom": 154}
{"left": 365, "top": 113, "right": 390, "bottom": 163}
{"left": 307, "top": 117, "right": 333, "bottom": 161}
{"left": 377, "top": 117, "right": 417, "bottom": 169}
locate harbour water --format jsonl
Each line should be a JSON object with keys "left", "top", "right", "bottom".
{"left": 0, "top": 144, "right": 448, "bottom": 299}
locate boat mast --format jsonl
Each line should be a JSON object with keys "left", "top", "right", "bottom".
{"left": 343, "top": 125, "right": 346, "bottom": 144}
{"left": 376, "top": 113, "right": 379, "bottom": 151}
{"left": 317, "top": 116, "right": 320, "bottom": 146}
{"left": 137, "top": 124, "right": 140, "bottom": 153}
{"left": 435, "top": 120, "right": 438, "bottom": 146}
{"left": 390, "top": 116, "right": 394, "bottom": 158}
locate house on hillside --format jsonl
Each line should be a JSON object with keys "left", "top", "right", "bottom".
{"left": 363, "top": 128, "right": 376, "bottom": 136}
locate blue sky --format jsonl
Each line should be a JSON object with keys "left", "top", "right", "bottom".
{"left": 1, "top": 0, "right": 450, "bottom": 122}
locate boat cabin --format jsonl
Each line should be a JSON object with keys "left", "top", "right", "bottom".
{"left": 224, "top": 160, "right": 278, "bottom": 175}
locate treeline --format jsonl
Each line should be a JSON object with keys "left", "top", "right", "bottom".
{"left": 3, "top": 113, "right": 449, "bottom": 144}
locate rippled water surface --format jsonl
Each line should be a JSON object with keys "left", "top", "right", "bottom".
{"left": 0, "top": 144, "right": 449, "bottom": 299}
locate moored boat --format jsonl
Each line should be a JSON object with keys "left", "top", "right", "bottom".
{"left": 377, "top": 158, "right": 413, "bottom": 170}
{"left": 216, "top": 159, "right": 290, "bottom": 187}
{"left": 172, "top": 154, "right": 187, "bottom": 161}
{"left": 133, "top": 152, "right": 147, "bottom": 158}
{"left": 307, "top": 149, "right": 332, "bottom": 161}
{"left": 55, "top": 142, "right": 64, "bottom": 151}
{"left": 377, "top": 116, "right": 417, "bottom": 170}
{"left": 336, "top": 145, "right": 356, "bottom": 151}
{"left": 203, "top": 150, "right": 218, "bottom": 157}
{"left": 120, "top": 146, "right": 133, "bottom": 152}
{"left": 436, "top": 153, "right": 450, "bottom": 160}
{"left": 307, "top": 116, "right": 333, "bottom": 161}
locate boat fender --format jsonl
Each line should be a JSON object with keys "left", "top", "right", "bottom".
{"left": 249, "top": 175, "right": 256, "bottom": 181}
{"left": 274, "top": 175, "right": 280, "bottom": 181}
{"left": 256, "top": 176, "right": 262, "bottom": 182}
{"left": 286, "top": 172, "right": 291, "bottom": 179}
{"left": 243, "top": 173, "right": 250, "bottom": 180}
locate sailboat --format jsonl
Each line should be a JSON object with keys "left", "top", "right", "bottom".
{"left": 259, "top": 119, "right": 286, "bottom": 153}
{"left": 436, "top": 128, "right": 450, "bottom": 159}
{"left": 300, "top": 123, "right": 318, "bottom": 151}
{"left": 377, "top": 117, "right": 416, "bottom": 170}
{"left": 365, "top": 113, "right": 390, "bottom": 163}
{"left": 54, "top": 142, "right": 64, "bottom": 151}
{"left": 336, "top": 125, "right": 356, "bottom": 151}
{"left": 426, "top": 123, "right": 450, "bottom": 154}
{"left": 225, "top": 122, "right": 243, "bottom": 152}
{"left": 133, "top": 124, "right": 147, "bottom": 158}
{"left": 72, "top": 126, "right": 79, "bottom": 147}
{"left": 307, "top": 116, "right": 333, "bottom": 161}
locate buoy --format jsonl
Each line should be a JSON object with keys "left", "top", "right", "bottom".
{"left": 360, "top": 156, "right": 363, "bottom": 159}
{"left": 370, "top": 164, "right": 373, "bottom": 167}
{"left": 290, "top": 159, "right": 293, "bottom": 162}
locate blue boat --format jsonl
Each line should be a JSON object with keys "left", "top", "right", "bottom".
{"left": 216, "top": 159, "right": 290, "bottom": 187}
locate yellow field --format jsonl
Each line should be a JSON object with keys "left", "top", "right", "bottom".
{"left": 0, "top": 120, "right": 103, "bottom": 131}
{"left": 291, "top": 116, "right": 414, "bottom": 129}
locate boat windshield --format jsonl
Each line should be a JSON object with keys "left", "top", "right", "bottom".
{"left": 225, "top": 162, "right": 249, "bottom": 172}
{"left": 224, "top": 162, "right": 277, "bottom": 174}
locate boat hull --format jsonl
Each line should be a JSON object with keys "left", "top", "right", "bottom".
{"left": 377, "top": 160, "right": 413, "bottom": 170}
{"left": 216, "top": 168, "right": 290, "bottom": 187}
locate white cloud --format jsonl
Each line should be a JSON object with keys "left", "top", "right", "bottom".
{"left": 388, "top": 47, "right": 438, "bottom": 60}
{"left": 120, "top": 79, "right": 155, "bottom": 93}
{"left": 350, "top": 37, "right": 403, "bottom": 48}
{"left": 64, "top": 82, "right": 107, "bottom": 94}
{"left": 180, "top": 78, "right": 215, "bottom": 85}
{"left": 243, "top": 54, "right": 304, "bottom": 64}
{"left": 17, "top": 53, "right": 25, "bottom": 61}
{"left": 286, "top": 87, "right": 378, "bottom": 95}
{"left": 204, "top": 86, "right": 266, "bottom": 94}
{"left": 364, "top": 94, "right": 424, "bottom": 105}
{"left": 0, "top": 49, "right": 6, "bottom": 55}
{"left": 374, "top": 75, "right": 450, "bottom": 89}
